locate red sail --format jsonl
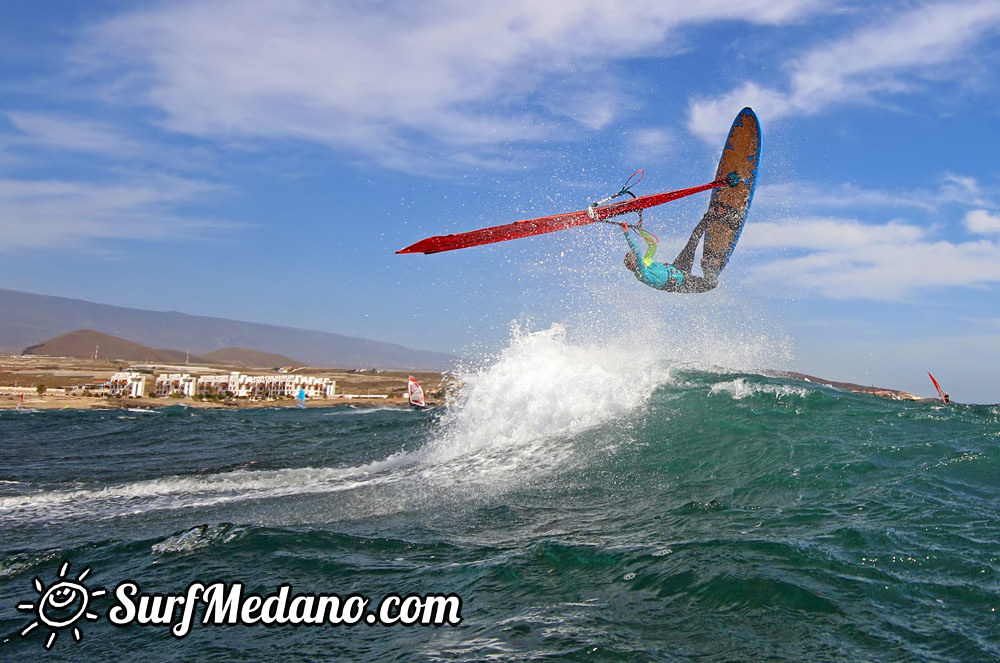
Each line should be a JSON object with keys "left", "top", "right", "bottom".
{"left": 408, "top": 376, "right": 426, "bottom": 408}
{"left": 396, "top": 180, "right": 723, "bottom": 255}
{"left": 927, "top": 372, "right": 947, "bottom": 402}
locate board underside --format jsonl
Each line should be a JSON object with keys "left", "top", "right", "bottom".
{"left": 702, "top": 107, "right": 760, "bottom": 272}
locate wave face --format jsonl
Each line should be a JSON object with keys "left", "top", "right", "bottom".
{"left": 1, "top": 328, "right": 997, "bottom": 661}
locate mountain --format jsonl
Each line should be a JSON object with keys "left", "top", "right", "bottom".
{"left": 200, "top": 347, "right": 302, "bottom": 368}
{"left": 0, "top": 288, "right": 454, "bottom": 370}
{"left": 23, "top": 330, "right": 212, "bottom": 364}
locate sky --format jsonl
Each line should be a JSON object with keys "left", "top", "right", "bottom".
{"left": 1, "top": 0, "right": 999, "bottom": 402}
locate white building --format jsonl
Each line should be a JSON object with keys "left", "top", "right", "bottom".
{"left": 289, "top": 375, "right": 337, "bottom": 399}
{"left": 154, "top": 373, "right": 197, "bottom": 398}
{"left": 194, "top": 372, "right": 248, "bottom": 398}
{"left": 248, "top": 374, "right": 290, "bottom": 399}
{"left": 109, "top": 372, "right": 147, "bottom": 398}
{"left": 187, "top": 372, "right": 336, "bottom": 400}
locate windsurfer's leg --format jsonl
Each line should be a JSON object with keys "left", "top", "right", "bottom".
{"left": 637, "top": 228, "right": 658, "bottom": 263}
{"left": 672, "top": 215, "right": 709, "bottom": 274}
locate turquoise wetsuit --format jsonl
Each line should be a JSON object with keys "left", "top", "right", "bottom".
{"left": 624, "top": 229, "right": 684, "bottom": 289}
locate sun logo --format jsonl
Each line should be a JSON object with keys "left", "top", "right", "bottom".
{"left": 17, "top": 560, "right": 106, "bottom": 650}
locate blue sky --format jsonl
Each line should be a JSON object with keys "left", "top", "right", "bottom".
{"left": 2, "top": 1, "right": 999, "bottom": 402}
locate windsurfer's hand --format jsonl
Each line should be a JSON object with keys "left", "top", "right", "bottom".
{"left": 620, "top": 222, "right": 629, "bottom": 232}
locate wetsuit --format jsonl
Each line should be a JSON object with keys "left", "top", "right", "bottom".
{"left": 623, "top": 210, "right": 720, "bottom": 294}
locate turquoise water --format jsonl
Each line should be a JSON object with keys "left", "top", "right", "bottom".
{"left": 1, "top": 332, "right": 998, "bottom": 661}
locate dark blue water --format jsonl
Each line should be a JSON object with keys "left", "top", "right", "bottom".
{"left": 1, "top": 334, "right": 998, "bottom": 661}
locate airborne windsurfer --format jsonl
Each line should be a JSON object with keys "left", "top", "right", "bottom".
{"left": 615, "top": 107, "right": 758, "bottom": 293}
{"left": 397, "top": 107, "right": 760, "bottom": 291}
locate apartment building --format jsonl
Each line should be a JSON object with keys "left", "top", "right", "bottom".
{"left": 155, "top": 372, "right": 335, "bottom": 400}
{"left": 154, "top": 373, "right": 197, "bottom": 398}
{"left": 108, "top": 371, "right": 147, "bottom": 398}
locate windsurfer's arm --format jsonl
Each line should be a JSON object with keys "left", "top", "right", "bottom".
{"left": 622, "top": 224, "right": 653, "bottom": 279}
{"left": 622, "top": 224, "right": 642, "bottom": 258}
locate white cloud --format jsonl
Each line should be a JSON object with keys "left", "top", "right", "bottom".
{"left": 742, "top": 217, "right": 928, "bottom": 250}
{"left": 688, "top": 83, "right": 796, "bottom": 145}
{"left": 542, "top": 80, "right": 626, "bottom": 132}
{"left": 942, "top": 173, "right": 978, "bottom": 195}
{"left": 0, "top": 176, "right": 235, "bottom": 251}
{"left": 754, "top": 181, "right": 938, "bottom": 213}
{"left": 965, "top": 209, "right": 1000, "bottom": 235}
{"left": 741, "top": 215, "right": 1000, "bottom": 299}
{"left": 628, "top": 127, "right": 674, "bottom": 163}
{"left": 76, "top": 0, "right": 828, "bottom": 170}
{"left": 688, "top": 1, "right": 1000, "bottom": 142}
{"left": 938, "top": 173, "right": 991, "bottom": 208}
{"left": 5, "top": 111, "right": 138, "bottom": 156}
{"left": 753, "top": 174, "right": 996, "bottom": 216}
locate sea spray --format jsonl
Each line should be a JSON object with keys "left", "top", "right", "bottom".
{"left": 709, "top": 377, "right": 810, "bottom": 400}
{"left": 429, "top": 322, "right": 668, "bottom": 461}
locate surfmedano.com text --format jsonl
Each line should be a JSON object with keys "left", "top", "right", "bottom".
{"left": 108, "top": 581, "right": 463, "bottom": 637}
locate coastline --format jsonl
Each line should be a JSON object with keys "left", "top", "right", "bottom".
{"left": 0, "top": 355, "right": 447, "bottom": 411}
{"left": 0, "top": 393, "right": 442, "bottom": 411}
{"left": 0, "top": 354, "right": 936, "bottom": 411}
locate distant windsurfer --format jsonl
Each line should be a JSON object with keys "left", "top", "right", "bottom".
{"left": 296, "top": 388, "right": 306, "bottom": 409}
{"left": 407, "top": 376, "right": 426, "bottom": 409}
{"left": 927, "top": 372, "right": 951, "bottom": 404}
{"left": 621, "top": 200, "right": 738, "bottom": 294}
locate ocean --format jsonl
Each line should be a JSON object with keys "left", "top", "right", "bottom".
{"left": 1, "top": 325, "right": 997, "bottom": 662}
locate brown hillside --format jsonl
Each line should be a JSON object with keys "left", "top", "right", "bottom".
{"left": 22, "top": 330, "right": 210, "bottom": 364}
{"left": 762, "top": 370, "right": 922, "bottom": 400}
{"left": 201, "top": 347, "right": 302, "bottom": 368}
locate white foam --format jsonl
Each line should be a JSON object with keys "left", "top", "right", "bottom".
{"left": 427, "top": 323, "right": 667, "bottom": 463}
{"left": 151, "top": 524, "right": 246, "bottom": 555}
{"left": 709, "top": 377, "right": 810, "bottom": 400}
{"left": 321, "top": 406, "right": 410, "bottom": 416}
{"left": 0, "top": 454, "right": 418, "bottom": 520}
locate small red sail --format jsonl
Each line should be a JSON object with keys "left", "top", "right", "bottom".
{"left": 927, "top": 372, "right": 948, "bottom": 403}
